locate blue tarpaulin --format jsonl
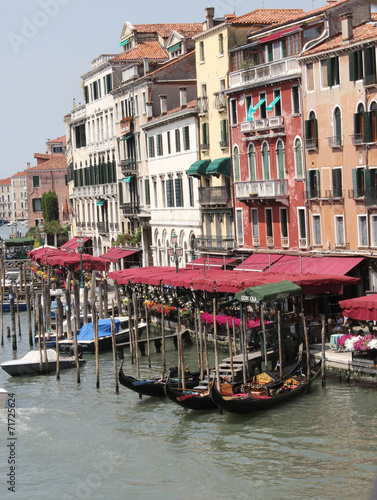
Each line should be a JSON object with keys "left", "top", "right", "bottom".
{"left": 77, "top": 319, "right": 120, "bottom": 341}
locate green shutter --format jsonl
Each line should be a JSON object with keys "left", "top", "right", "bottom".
{"left": 327, "top": 58, "right": 333, "bottom": 87}
{"left": 332, "top": 169, "right": 338, "bottom": 197}
{"left": 84, "top": 86, "right": 89, "bottom": 104}
{"left": 364, "top": 47, "right": 375, "bottom": 77}
{"left": 118, "top": 182, "right": 123, "bottom": 205}
{"left": 335, "top": 109, "right": 342, "bottom": 139}
{"left": 314, "top": 170, "right": 320, "bottom": 198}
{"left": 352, "top": 168, "right": 358, "bottom": 197}
{"left": 363, "top": 112, "right": 372, "bottom": 143}
{"left": 306, "top": 171, "right": 312, "bottom": 198}
{"left": 313, "top": 119, "right": 319, "bottom": 147}
{"left": 365, "top": 169, "right": 376, "bottom": 206}
{"left": 268, "top": 44, "right": 273, "bottom": 62}
{"left": 349, "top": 51, "right": 356, "bottom": 82}
{"left": 148, "top": 137, "right": 153, "bottom": 157}
{"left": 304, "top": 120, "right": 311, "bottom": 140}
{"left": 282, "top": 39, "right": 287, "bottom": 58}
{"left": 145, "top": 179, "right": 150, "bottom": 205}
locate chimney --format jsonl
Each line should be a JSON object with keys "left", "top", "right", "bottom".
{"left": 205, "top": 7, "right": 215, "bottom": 30}
{"left": 146, "top": 102, "right": 153, "bottom": 119}
{"left": 159, "top": 95, "right": 167, "bottom": 115}
{"left": 72, "top": 98, "right": 76, "bottom": 110}
{"left": 179, "top": 87, "right": 187, "bottom": 109}
{"left": 143, "top": 58, "right": 149, "bottom": 76}
{"left": 340, "top": 12, "right": 353, "bottom": 42}
{"left": 27, "top": 162, "right": 30, "bottom": 169}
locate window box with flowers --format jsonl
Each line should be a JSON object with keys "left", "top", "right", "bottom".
{"left": 338, "top": 333, "right": 377, "bottom": 362}
{"left": 120, "top": 116, "right": 134, "bottom": 133}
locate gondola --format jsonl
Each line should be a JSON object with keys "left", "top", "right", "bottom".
{"left": 164, "top": 349, "right": 304, "bottom": 411}
{"left": 118, "top": 363, "right": 205, "bottom": 397}
{"left": 210, "top": 359, "right": 322, "bottom": 415}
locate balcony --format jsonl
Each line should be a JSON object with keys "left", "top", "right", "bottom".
{"left": 229, "top": 57, "right": 300, "bottom": 89}
{"left": 268, "top": 116, "right": 284, "bottom": 129}
{"left": 193, "top": 237, "right": 234, "bottom": 252}
{"left": 304, "top": 138, "right": 318, "bottom": 151}
{"left": 325, "top": 189, "right": 344, "bottom": 199}
{"left": 281, "top": 237, "right": 289, "bottom": 247}
{"left": 121, "top": 202, "right": 140, "bottom": 215}
{"left": 213, "top": 91, "right": 227, "bottom": 111}
{"left": 240, "top": 121, "right": 255, "bottom": 134}
{"left": 348, "top": 188, "right": 365, "bottom": 199}
{"left": 235, "top": 179, "right": 288, "bottom": 203}
{"left": 364, "top": 74, "right": 377, "bottom": 87}
{"left": 351, "top": 134, "right": 364, "bottom": 146}
{"left": 197, "top": 97, "right": 208, "bottom": 114}
{"left": 120, "top": 159, "right": 137, "bottom": 175}
{"left": 200, "top": 143, "right": 210, "bottom": 152}
{"left": 253, "top": 119, "right": 269, "bottom": 131}
{"left": 327, "top": 136, "right": 343, "bottom": 149}
{"left": 219, "top": 140, "right": 229, "bottom": 149}
{"left": 198, "top": 185, "right": 231, "bottom": 206}
{"left": 97, "top": 221, "right": 109, "bottom": 234}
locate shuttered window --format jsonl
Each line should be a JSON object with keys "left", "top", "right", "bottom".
{"left": 306, "top": 170, "right": 320, "bottom": 198}
{"left": 148, "top": 137, "right": 155, "bottom": 158}
{"left": 262, "top": 142, "right": 270, "bottom": 180}
{"left": 234, "top": 147, "right": 240, "bottom": 182}
{"left": 332, "top": 168, "right": 342, "bottom": 198}
{"left": 248, "top": 144, "right": 256, "bottom": 181}
{"left": 312, "top": 214, "right": 322, "bottom": 245}
{"left": 220, "top": 119, "right": 228, "bottom": 146}
{"left": 175, "top": 178, "right": 183, "bottom": 207}
{"left": 327, "top": 56, "right": 340, "bottom": 87}
{"left": 118, "top": 182, "right": 123, "bottom": 205}
{"left": 33, "top": 176, "right": 40, "bottom": 188}
{"left": 166, "top": 179, "right": 174, "bottom": 207}
{"left": 145, "top": 179, "right": 150, "bottom": 206}
{"left": 335, "top": 216, "right": 345, "bottom": 246}
{"left": 349, "top": 50, "right": 363, "bottom": 81}
{"left": 175, "top": 129, "right": 181, "bottom": 152}
{"left": 183, "top": 126, "right": 190, "bottom": 151}
{"left": 156, "top": 134, "right": 163, "bottom": 156}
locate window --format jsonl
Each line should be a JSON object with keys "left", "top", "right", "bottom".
{"left": 364, "top": 46, "right": 377, "bottom": 85}
{"left": 305, "top": 112, "right": 318, "bottom": 149}
{"left": 298, "top": 208, "right": 307, "bottom": 241}
{"left": 188, "top": 177, "right": 194, "bottom": 207}
{"left": 358, "top": 215, "right": 368, "bottom": 247}
{"left": 276, "top": 140, "right": 285, "bottom": 180}
{"left": 312, "top": 214, "right": 322, "bottom": 246}
{"left": 285, "top": 32, "right": 302, "bottom": 56}
{"left": 352, "top": 167, "right": 366, "bottom": 198}
{"left": 218, "top": 33, "right": 224, "bottom": 55}
{"left": 259, "top": 92, "right": 266, "bottom": 119}
{"left": 220, "top": 119, "right": 228, "bottom": 147}
{"left": 267, "top": 43, "right": 273, "bottom": 62}
{"left": 307, "top": 63, "right": 314, "bottom": 91}
{"left": 175, "top": 178, "right": 183, "bottom": 207}
{"left": 175, "top": 129, "right": 181, "bottom": 152}
{"left": 93, "top": 80, "right": 98, "bottom": 100}
{"left": 156, "top": 134, "right": 163, "bottom": 156}
{"left": 365, "top": 169, "right": 377, "bottom": 206}
{"left": 142, "top": 92, "right": 147, "bottom": 114}
{"left": 306, "top": 169, "right": 320, "bottom": 198}
{"left": 134, "top": 95, "right": 139, "bottom": 116}
{"left": 262, "top": 142, "right": 270, "bottom": 180}
{"left": 33, "top": 176, "right": 40, "bottom": 188}
{"left": 265, "top": 208, "right": 273, "bottom": 238}
{"left": 84, "top": 85, "right": 89, "bottom": 104}
{"left": 273, "top": 89, "right": 281, "bottom": 117}
{"left": 183, "top": 126, "right": 190, "bottom": 151}
{"left": 321, "top": 59, "right": 328, "bottom": 88}
{"left": 166, "top": 179, "right": 174, "bottom": 207}
{"left": 145, "top": 179, "right": 150, "bottom": 205}
{"left": 335, "top": 215, "right": 345, "bottom": 247}
{"left": 230, "top": 99, "right": 237, "bottom": 125}
{"left": 103, "top": 74, "right": 112, "bottom": 94}
{"left": 75, "top": 124, "right": 86, "bottom": 149}
{"left": 333, "top": 107, "right": 342, "bottom": 146}
{"left": 332, "top": 168, "right": 343, "bottom": 198}
{"left": 361, "top": 102, "right": 377, "bottom": 144}
{"left": 201, "top": 123, "right": 209, "bottom": 149}
{"left": 167, "top": 131, "right": 171, "bottom": 154}
{"left": 234, "top": 146, "right": 240, "bottom": 182}
{"left": 148, "top": 137, "right": 155, "bottom": 158}
{"left": 52, "top": 146, "right": 63, "bottom": 153}
{"left": 327, "top": 56, "right": 340, "bottom": 87}
{"left": 292, "top": 86, "right": 300, "bottom": 114}
{"left": 236, "top": 209, "right": 243, "bottom": 242}
{"left": 32, "top": 198, "right": 42, "bottom": 212}
{"left": 372, "top": 214, "right": 377, "bottom": 247}
{"left": 251, "top": 208, "right": 259, "bottom": 238}
{"left": 349, "top": 49, "right": 363, "bottom": 81}
{"left": 248, "top": 143, "right": 256, "bottom": 181}
{"left": 353, "top": 103, "right": 364, "bottom": 143}
{"left": 280, "top": 208, "right": 288, "bottom": 239}
{"left": 199, "top": 41, "right": 204, "bottom": 62}
{"left": 371, "top": 101, "right": 377, "bottom": 142}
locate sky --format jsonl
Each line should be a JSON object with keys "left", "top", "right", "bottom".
{"left": 0, "top": 0, "right": 365, "bottom": 179}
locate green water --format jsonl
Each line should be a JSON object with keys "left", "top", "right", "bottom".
{"left": 0, "top": 312, "right": 376, "bottom": 500}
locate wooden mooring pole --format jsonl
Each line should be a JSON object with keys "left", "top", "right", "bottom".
{"left": 16, "top": 287, "right": 21, "bottom": 337}
{"left": 10, "top": 286, "right": 17, "bottom": 351}
{"left": 161, "top": 301, "right": 166, "bottom": 374}
{"left": 26, "top": 285, "right": 33, "bottom": 346}
{"left": 321, "top": 315, "right": 326, "bottom": 387}
{"left": 73, "top": 315, "right": 80, "bottom": 384}
{"left": 133, "top": 293, "right": 140, "bottom": 379}
{"left": 111, "top": 301, "right": 119, "bottom": 394}
{"left": 145, "top": 303, "right": 151, "bottom": 368}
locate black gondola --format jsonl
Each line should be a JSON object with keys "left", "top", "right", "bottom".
{"left": 119, "top": 364, "right": 205, "bottom": 397}
{"left": 164, "top": 351, "right": 304, "bottom": 411}
{"left": 210, "top": 360, "right": 322, "bottom": 415}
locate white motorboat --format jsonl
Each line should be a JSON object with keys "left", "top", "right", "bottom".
{"left": 1, "top": 349, "right": 86, "bottom": 377}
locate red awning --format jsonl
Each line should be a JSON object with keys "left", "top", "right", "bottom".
{"left": 258, "top": 27, "right": 299, "bottom": 44}
{"left": 234, "top": 253, "right": 284, "bottom": 272}
{"left": 188, "top": 257, "right": 239, "bottom": 269}
{"left": 339, "top": 294, "right": 377, "bottom": 321}
{"left": 99, "top": 248, "right": 139, "bottom": 263}
{"left": 46, "top": 253, "right": 108, "bottom": 271}
{"left": 270, "top": 255, "right": 363, "bottom": 275}
{"left": 61, "top": 237, "right": 90, "bottom": 250}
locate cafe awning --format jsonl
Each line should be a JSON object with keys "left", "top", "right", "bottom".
{"left": 189, "top": 256, "right": 239, "bottom": 269}
{"left": 187, "top": 159, "right": 211, "bottom": 178}
{"left": 234, "top": 253, "right": 284, "bottom": 272}
{"left": 206, "top": 157, "right": 231, "bottom": 177}
{"left": 339, "top": 294, "right": 377, "bottom": 321}
{"left": 270, "top": 255, "right": 363, "bottom": 275}
{"left": 235, "top": 280, "right": 302, "bottom": 303}
{"left": 99, "top": 248, "right": 139, "bottom": 263}
{"left": 60, "top": 237, "right": 90, "bottom": 250}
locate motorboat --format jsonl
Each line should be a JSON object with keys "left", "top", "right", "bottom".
{"left": 1, "top": 349, "right": 86, "bottom": 377}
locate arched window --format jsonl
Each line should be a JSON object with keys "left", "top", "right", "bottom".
{"left": 354, "top": 103, "right": 365, "bottom": 144}
{"left": 276, "top": 140, "right": 285, "bottom": 180}
{"left": 233, "top": 146, "right": 240, "bottom": 182}
{"left": 305, "top": 111, "right": 318, "bottom": 149}
{"left": 262, "top": 142, "right": 270, "bottom": 180}
{"left": 295, "top": 138, "right": 303, "bottom": 178}
{"left": 248, "top": 143, "right": 256, "bottom": 181}
{"left": 333, "top": 107, "right": 342, "bottom": 146}
{"left": 371, "top": 101, "right": 377, "bottom": 142}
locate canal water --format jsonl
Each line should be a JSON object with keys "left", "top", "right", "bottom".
{"left": 0, "top": 312, "right": 376, "bottom": 500}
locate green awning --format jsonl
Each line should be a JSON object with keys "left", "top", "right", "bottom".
{"left": 168, "top": 42, "right": 181, "bottom": 53}
{"left": 119, "top": 132, "right": 133, "bottom": 141}
{"left": 235, "top": 280, "right": 302, "bottom": 303}
{"left": 120, "top": 37, "right": 130, "bottom": 47}
{"left": 206, "top": 157, "right": 231, "bottom": 177}
{"left": 122, "top": 175, "right": 134, "bottom": 183}
{"left": 96, "top": 200, "right": 104, "bottom": 206}
{"left": 187, "top": 159, "right": 211, "bottom": 177}
{"left": 4, "top": 238, "right": 35, "bottom": 247}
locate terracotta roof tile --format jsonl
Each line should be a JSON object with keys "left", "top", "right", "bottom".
{"left": 28, "top": 155, "right": 67, "bottom": 171}
{"left": 0, "top": 178, "right": 11, "bottom": 186}
{"left": 303, "top": 21, "right": 377, "bottom": 56}
{"left": 47, "top": 135, "right": 66, "bottom": 143}
{"left": 133, "top": 23, "right": 203, "bottom": 37}
{"left": 111, "top": 41, "right": 168, "bottom": 61}
{"left": 232, "top": 9, "right": 304, "bottom": 25}
{"left": 12, "top": 171, "right": 26, "bottom": 178}
{"left": 142, "top": 51, "right": 194, "bottom": 78}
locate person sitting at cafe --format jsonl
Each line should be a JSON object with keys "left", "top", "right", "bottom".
{"left": 332, "top": 313, "right": 347, "bottom": 333}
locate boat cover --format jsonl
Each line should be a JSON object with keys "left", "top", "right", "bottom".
{"left": 77, "top": 319, "right": 121, "bottom": 341}
{"left": 22, "top": 349, "right": 57, "bottom": 362}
